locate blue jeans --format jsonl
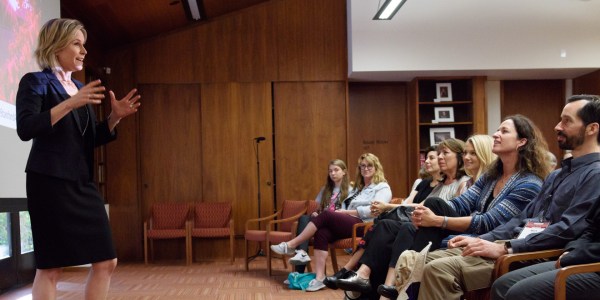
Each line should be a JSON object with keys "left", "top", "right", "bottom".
{"left": 294, "top": 215, "right": 311, "bottom": 273}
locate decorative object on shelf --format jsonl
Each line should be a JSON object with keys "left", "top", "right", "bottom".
{"left": 433, "top": 107, "right": 454, "bottom": 123}
{"left": 434, "top": 83, "right": 452, "bottom": 102}
{"left": 429, "top": 127, "right": 455, "bottom": 146}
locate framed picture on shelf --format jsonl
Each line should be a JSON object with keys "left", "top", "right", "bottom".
{"left": 429, "top": 127, "right": 455, "bottom": 146}
{"left": 433, "top": 107, "right": 454, "bottom": 122}
{"left": 434, "top": 83, "right": 452, "bottom": 102}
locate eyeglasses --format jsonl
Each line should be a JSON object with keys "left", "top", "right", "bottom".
{"left": 359, "top": 164, "right": 374, "bottom": 170}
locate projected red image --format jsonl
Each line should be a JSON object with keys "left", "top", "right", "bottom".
{"left": 1, "top": 0, "right": 41, "bottom": 105}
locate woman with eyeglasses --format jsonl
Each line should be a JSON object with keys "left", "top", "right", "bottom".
{"left": 331, "top": 139, "right": 470, "bottom": 298}
{"left": 271, "top": 153, "right": 392, "bottom": 292}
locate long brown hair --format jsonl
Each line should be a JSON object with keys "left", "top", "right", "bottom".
{"left": 488, "top": 114, "right": 550, "bottom": 180}
{"left": 320, "top": 159, "right": 350, "bottom": 211}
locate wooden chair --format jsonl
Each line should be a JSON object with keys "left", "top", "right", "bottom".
{"left": 328, "top": 221, "right": 373, "bottom": 272}
{"left": 143, "top": 202, "right": 192, "bottom": 265}
{"left": 463, "top": 249, "right": 564, "bottom": 300}
{"left": 555, "top": 261, "right": 600, "bottom": 300}
{"left": 190, "top": 202, "right": 235, "bottom": 264}
{"left": 244, "top": 200, "right": 307, "bottom": 275}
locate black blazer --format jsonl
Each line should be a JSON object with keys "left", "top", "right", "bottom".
{"left": 16, "top": 69, "right": 116, "bottom": 181}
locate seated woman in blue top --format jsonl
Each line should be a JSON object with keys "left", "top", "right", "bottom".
{"left": 333, "top": 138, "right": 470, "bottom": 298}
{"left": 376, "top": 115, "right": 549, "bottom": 299}
{"left": 271, "top": 153, "right": 392, "bottom": 292}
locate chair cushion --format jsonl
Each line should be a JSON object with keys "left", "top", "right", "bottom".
{"left": 279, "top": 200, "right": 307, "bottom": 232}
{"left": 245, "top": 230, "right": 267, "bottom": 242}
{"left": 152, "top": 203, "right": 189, "bottom": 229}
{"left": 194, "top": 202, "right": 231, "bottom": 228}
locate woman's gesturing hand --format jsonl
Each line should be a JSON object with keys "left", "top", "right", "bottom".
{"left": 70, "top": 79, "right": 105, "bottom": 109}
{"left": 109, "top": 88, "right": 141, "bottom": 120}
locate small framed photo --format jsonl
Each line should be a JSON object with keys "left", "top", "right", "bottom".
{"left": 433, "top": 107, "right": 454, "bottom": 123}
{"left": 434, "top": 83, "right": 452, "bottom": 102}
{"left": 429, "top": 127, "right": 455, "bottom": 146}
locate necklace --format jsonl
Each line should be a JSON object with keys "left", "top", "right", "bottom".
{"left": 498, "top": 173, "right": 512, "bottom": 186}
{"left": 77, "top": 105, "right": 90, "bottom": 136}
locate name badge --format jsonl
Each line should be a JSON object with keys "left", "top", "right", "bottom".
{"left": 516, "top": 221, "right": 550, "bottom": 239}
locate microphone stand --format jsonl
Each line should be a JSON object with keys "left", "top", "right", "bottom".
{"left": 248, "top": 137, "right": 264, "bottom": 261}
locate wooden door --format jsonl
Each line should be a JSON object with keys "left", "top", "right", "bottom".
{"left": 138, "top": 84, "right": 202, "bottom": 260}
{"left": 348, "top": 82, "right": 410, "bottom": 198}
{"left": 274, "top": 82, "right": 347, "bottom": 204}
{"left": 200, "top": 82, "right": 274, "bottom": 233}
{"left": 501, "top": 80, "right": 565, "bottom": 163}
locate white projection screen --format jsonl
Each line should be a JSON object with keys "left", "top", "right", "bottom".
{"left": 0, "top": 0, "right": 60, "bottom": 198}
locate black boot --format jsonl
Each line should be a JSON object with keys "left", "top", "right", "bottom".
{"left": 323, "top": 268, "right": 351, "bottom": 290}
{"left": 377, "top": 284, "right": 399, "bottom": 299}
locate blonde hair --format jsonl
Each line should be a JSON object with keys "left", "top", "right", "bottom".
{"left": 466, "top": 135, "right": 497, "bottom": 180}
{"left": 35, "top": 18, "right": 87, "bottom": 70}
{"left": 354, "top": 153, "right": 386, "bottom": 191}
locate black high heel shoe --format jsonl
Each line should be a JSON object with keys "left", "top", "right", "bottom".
{"left": 336, "top": 273, "right": 372, "bottom": 293}
{"left": 323, "top": 268, "right": 351, "bottom": 290}
{"left": 377, "top": 284, "right": 399, "bottom": 299}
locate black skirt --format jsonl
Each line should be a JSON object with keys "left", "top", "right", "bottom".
{"left": 26, "top": 172, "right": 116, "bottom": 269}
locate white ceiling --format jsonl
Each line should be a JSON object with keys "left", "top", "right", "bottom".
{"left": 348, "top": 0, "right": 600, "bottom": 81}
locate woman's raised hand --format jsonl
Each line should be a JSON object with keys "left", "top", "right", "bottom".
{"left": 70, "top": 79, "right": 105, "bottom": 109}
{"left": 109, "top": 88, "right": 141, "bottom": 120}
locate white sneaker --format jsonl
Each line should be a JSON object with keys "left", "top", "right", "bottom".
{"left": 289, "top": 249, "right": 311, "bottom": 265}
{"left": 283, "top": 278, "right": 290, "bottom": 285}
{"left": 306, "top": 278, "right": 326, "bottom": 292}
{"left": 270, "top": 242, "right": 295, "bottom": 256}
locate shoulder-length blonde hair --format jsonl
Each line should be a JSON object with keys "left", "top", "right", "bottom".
{"left": 320, "top": 159, "right": 350, "bottom": 211}
{"left": 35, "top": 18, "right": 87, "bottom": 70}
{"left": 354, "top": 153, "right": 386, "bottom": 191}
{"left": 466, "top": 134, "right": 496, "bottom": 180}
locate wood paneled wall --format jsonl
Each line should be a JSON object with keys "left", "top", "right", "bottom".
{"left": 103, "top": 0, "right": 348, "bottom": 261}
{"left": 501, "top": 80, "right": 565, "bottom": 161}
{"left": 103, "top": 48, "right": 142, "bottom": 260}
{"left": 348, "top": 83, "right": 410, "bottom": 198}
{"left": 200, "top": 82, "right": 274, "bottom": 231}
{"left": 137, "top": 84, "right": 202, "bottom": 261}
{"left": 134, "top": 0, "right": 346, "bottom": 83}
{"left": 573, "top": 70, "right": 600, "bottom": 95}
{"left": 274, "top": 82, "right": 347, "bottom": 203}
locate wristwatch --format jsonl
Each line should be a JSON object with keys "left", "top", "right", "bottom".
{"left": 504, "top": 240, "right": 514, "bottom": 254}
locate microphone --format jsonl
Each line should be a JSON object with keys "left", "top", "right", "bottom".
{"left": 254, "top": 136, "right": 266, "bottom": 142}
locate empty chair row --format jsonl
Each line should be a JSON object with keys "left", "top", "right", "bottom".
{"left": 143, "top": 202, "right": 234, "bottom": 265}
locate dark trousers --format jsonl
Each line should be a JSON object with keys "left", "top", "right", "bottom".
{"left": 294, "top": 215, "right": 311, "bottom": 273}
{"left": 412, "top": 197, "right": 461, "bottom": 250}
{"left": 357, "top": 197, "right": 460, "bottom": 297}
{"left": 311, "top": 210, "right": 363, "bottom": 250}
{"left": 294, "top": 211, "right": 363, "bottom": 273}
